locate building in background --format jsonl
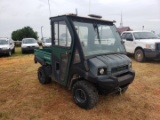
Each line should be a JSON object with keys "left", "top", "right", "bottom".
{"left": 117, "top": 27, "right": 132, "bottom": 34}
{"left": 117, "top": 12, "right": 132, "bottom": 34}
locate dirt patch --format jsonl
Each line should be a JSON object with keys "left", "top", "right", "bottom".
{"left": 0, "top": 55, "right": 160, "bottom": 120}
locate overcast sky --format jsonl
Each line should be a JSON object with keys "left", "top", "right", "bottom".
{"left": 0, "top": 0, "right": 160, "bottom": 39}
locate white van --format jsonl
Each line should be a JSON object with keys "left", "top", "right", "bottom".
{"left": 21, "top": 38, "right": 39, "bottom": 53}
{"left": 0, "top": 38, "right": 15, "bottom": 56}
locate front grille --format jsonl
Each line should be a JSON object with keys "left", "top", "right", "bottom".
{"left": 156, "top": 43, "right": 160, "bottom": 50}
{"left": 111, "top": 65, "right": 128, "bottom": 74}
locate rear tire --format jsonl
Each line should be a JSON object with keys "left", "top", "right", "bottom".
{"left": 72, "top": 81, "right": 99, "bottom": 109}
{"left": 134, "top": 49, "right": 145, "bottom": 62}
{"left": 38, "top": 66, "right": 51, "bottom": 84}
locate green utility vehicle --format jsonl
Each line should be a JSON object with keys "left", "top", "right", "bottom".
{"left": 34, "top": 14, "right": 135, "bottom": 109}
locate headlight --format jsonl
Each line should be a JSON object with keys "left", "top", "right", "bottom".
{"left": 1, "top": 47, "right": 9, "bottom": 50}
{"left": 98, "top": 68, "right": 106, "bottom": 75}
{"left": 146, "top": 44, "right": 155, "bottom": 49}
{"left": 22, "top": 45, "right": 27, "bottom": 48}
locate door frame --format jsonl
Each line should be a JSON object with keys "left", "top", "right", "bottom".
{"left": 50, "top": 16, "right": 74, "bottom": 85}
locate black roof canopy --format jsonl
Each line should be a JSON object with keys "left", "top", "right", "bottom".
{"left": 50, "top": 14, "right": 114, "bottom": 24}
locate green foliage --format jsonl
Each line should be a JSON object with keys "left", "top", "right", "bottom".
{"left": 11, "top": 26, "right": 38, "bottom": 41}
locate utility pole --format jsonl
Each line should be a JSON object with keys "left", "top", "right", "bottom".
{"left": 142, "top": 26, "right": 144, "bottom": 31}
{"left": 41, "top": 26, "right": 43, "bottom": 40}
{"left": 75, "top": 8, "right": 78, "bottom": 15}
{"left": 89, "top": 0, "right": 91, "bottom": 14}
{"left": 120, "top": 11, "right": 123, "bottom": 27}
{"left": 48, "top": 0, "right": 51, "bottom": 17}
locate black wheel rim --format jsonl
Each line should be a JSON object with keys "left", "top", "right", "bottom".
{"left": 75, "top": 89, "right": 87, "bottom": 103}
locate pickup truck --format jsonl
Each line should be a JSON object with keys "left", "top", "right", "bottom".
{"left": 34, "top": 14, "right": 135, "bottom": 109}
{"left": 122, "top": 31, "right": 160, "bottom": 62}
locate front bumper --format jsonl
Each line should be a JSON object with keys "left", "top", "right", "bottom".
{"left": 144, "top": 49, "right": 160, "bottom": 59}
{"left": 22, "top": 47, "right": 39, "bottom": 52}
{"left": 0, "top": 49, "right": 9, "bottom": 54}
{"left": 97, "top": 70, "right": 135, "bottom": 94}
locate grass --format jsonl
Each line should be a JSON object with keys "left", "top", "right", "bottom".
{"left": 12, "top": 47, "right": 33, "bottom": 57}
{"left": 12, "top": 47, "right": 24, "bottom": 57}
{"left": 0, "top": 47, "right": 33, "bottom": 58}
{"left": 0, "top": 54, "right": 160, "bottom": 120}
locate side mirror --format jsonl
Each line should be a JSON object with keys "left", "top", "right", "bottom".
{"left": 121, "top": 41, "right": 125, "bottom": 44}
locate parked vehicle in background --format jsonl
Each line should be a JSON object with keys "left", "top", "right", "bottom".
{"left": 0, "top": 37, "right": 15, "bottom": 56}
{"left": 122, "top": 31, "right": 160, "bottom": 62}
{"left": 157, "top": 34, "right": 160, "bottom": 38}
{"left": 42, "top": 38, "right": 51, "bottom": 48}
{"left": 21, "top": 38, "right": 39, "bottom": 53}
{"left": 34, "top": 14, "right": 135, "bottom": 109}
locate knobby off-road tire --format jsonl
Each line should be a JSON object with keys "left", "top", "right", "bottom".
{"left": 134, "top": 49, "right": 145, "bottom": 62}
{"left": 38, "top": 66, "right": 51, "bottom": 84}
{"left": 72, "top": 81, "right": 99, "bottom": 109}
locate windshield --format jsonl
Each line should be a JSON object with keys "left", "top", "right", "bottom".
{"left": 73, "top": 21, "right": 125, "bottom": 57}
{"left": 44, "top": 38, "right": 51, "bottom": 43}
{"left": 0, "top": 39, "right": 8, "bottom": 45}
{"left": 133, "top": 32, "right": 158, "bottom": 39}
{"left": 23, "top": 38, "right": 36, "bottom": 44}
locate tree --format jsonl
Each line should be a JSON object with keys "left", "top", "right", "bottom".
{"left": 11, "top": 26, "right": 38, "bottom": 41}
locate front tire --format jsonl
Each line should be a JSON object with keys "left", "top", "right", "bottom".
{"left": 22, "top": 49, "right": 25, "bottom": 54}
{"left": 72, "top": 81, "right": 99, "bottom": 109}
{"left": 134, "top": 49, "right": 145, "bottom": 62}
{"left": 8, "top": 50, "right": 11, "bottom": 56}
{"left": 12, "top": 47, "right": 15, "bottom": 53}
{"left": 38, "top": 66, "right": 51, "bottom": 84}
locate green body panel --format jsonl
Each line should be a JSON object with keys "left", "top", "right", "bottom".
{"left": 34, "top": 46, "right": 73, "bottom": 86}
{"left": 34, "top": 48, "right": 52, "bottom": 65}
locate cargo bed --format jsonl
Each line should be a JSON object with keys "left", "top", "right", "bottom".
{"left": 34, "top": 48, "right": 52, "bottom": 65}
